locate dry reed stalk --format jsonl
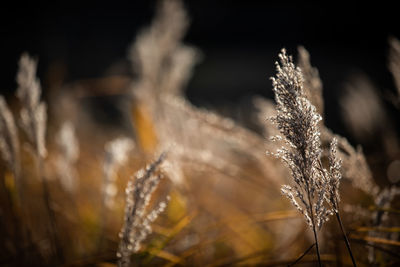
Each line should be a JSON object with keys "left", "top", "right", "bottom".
{"left": 117, "top": 152, "right": 169, "bottom": 267}
{"left": 269, "top": 49, "right": 331, "bottom": 266}
{"left": 0, "top": 96, "right": 21, "bottom": 198}
{"left": 0, "top": 95, "right": 26, "bottom": 263}
{"left": 15, "top": 53, "right": 63, "bottom": 262}
{"left": 323, "top": 138, "right": 357, "bottom": 266}
{"left": 269, "top": 49, "right": 359, "bottom": 266}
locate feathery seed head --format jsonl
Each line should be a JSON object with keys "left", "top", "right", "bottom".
{"left": 117, "top": 152, "right": 169, "bottom": 267}
{"left": 270, "top": 48, "right": 330, "bottom": 229}
{"left": 0, "top": 96, "right": 20, "bottom": 177}
{"left": 16, "top": 53, "right": 47, "bottom": 158}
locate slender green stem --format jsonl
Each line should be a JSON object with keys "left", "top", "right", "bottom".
{"left": 335, "top": 211, "right": 356, "bottom": 267}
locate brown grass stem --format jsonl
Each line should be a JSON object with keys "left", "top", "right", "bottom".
{"left": 335, "top": 210, "right": 357, "bottom": 266}
{"left": 37, "top": 156, "right": 64, "bottom": 263}
{"left": 288, "top": 242, "right": 315, "bottom": 266}
{"left": 307, "top": 189, "right": 322, "bottom": 267}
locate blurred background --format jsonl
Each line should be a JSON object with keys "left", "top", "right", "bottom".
{"left": 2, "top": 1, "right": 400, "bottom": 265}
{"left": 2, "top": 1, "right": 400, "bottom": 132}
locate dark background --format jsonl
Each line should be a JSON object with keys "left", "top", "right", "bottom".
{"left": 1, "top": 1, "right": 400, "bottom": 134}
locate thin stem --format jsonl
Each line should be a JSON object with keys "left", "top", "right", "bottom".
{"left": 37, "top": 156, "right": 64, "bottom": 263}
{"left": 306, "top": 188, "right": 322, "bottom": 267}
{"left": 335, "top": 211, "right": 357, "bottom": 267}
{"left": 299, "top": 149, "right": 322, "bottom": 267}
{"left": 2, "top": 175, "right": 25, "bottom": 264}
{"left": 312, "top": 224, "right": 322, "bottom": 267}
{"left": 288, "top": 242, "right": 315, "bottom": 266}
{"left": 301, "top": 162, "right": 322, "bottom": 267}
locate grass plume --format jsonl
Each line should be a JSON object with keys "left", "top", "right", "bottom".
{"left": 0, "top": 96, "right": 21, "bottom": 194}
{"left": 269, "top": 48, "right": 330, "bottom": 265}
{"left": 117, "top": 152, "right": 169, "bottom": 267}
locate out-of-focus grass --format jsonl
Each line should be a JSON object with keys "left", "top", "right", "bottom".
{"left": 1, "top": 0, "right": 400, "bottom": 266}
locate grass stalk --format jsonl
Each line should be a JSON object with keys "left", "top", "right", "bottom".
{"left": 335, "top": 209, "right": 357, "bottom": 266}
{"left": 307, "top": 190, "right": 322, "bottom": 267}
{"left": 288, "top": 243, "right": 315, "bottom": 266}
{"left": 37, "top": 155, "right": 64, "bottom": 263}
